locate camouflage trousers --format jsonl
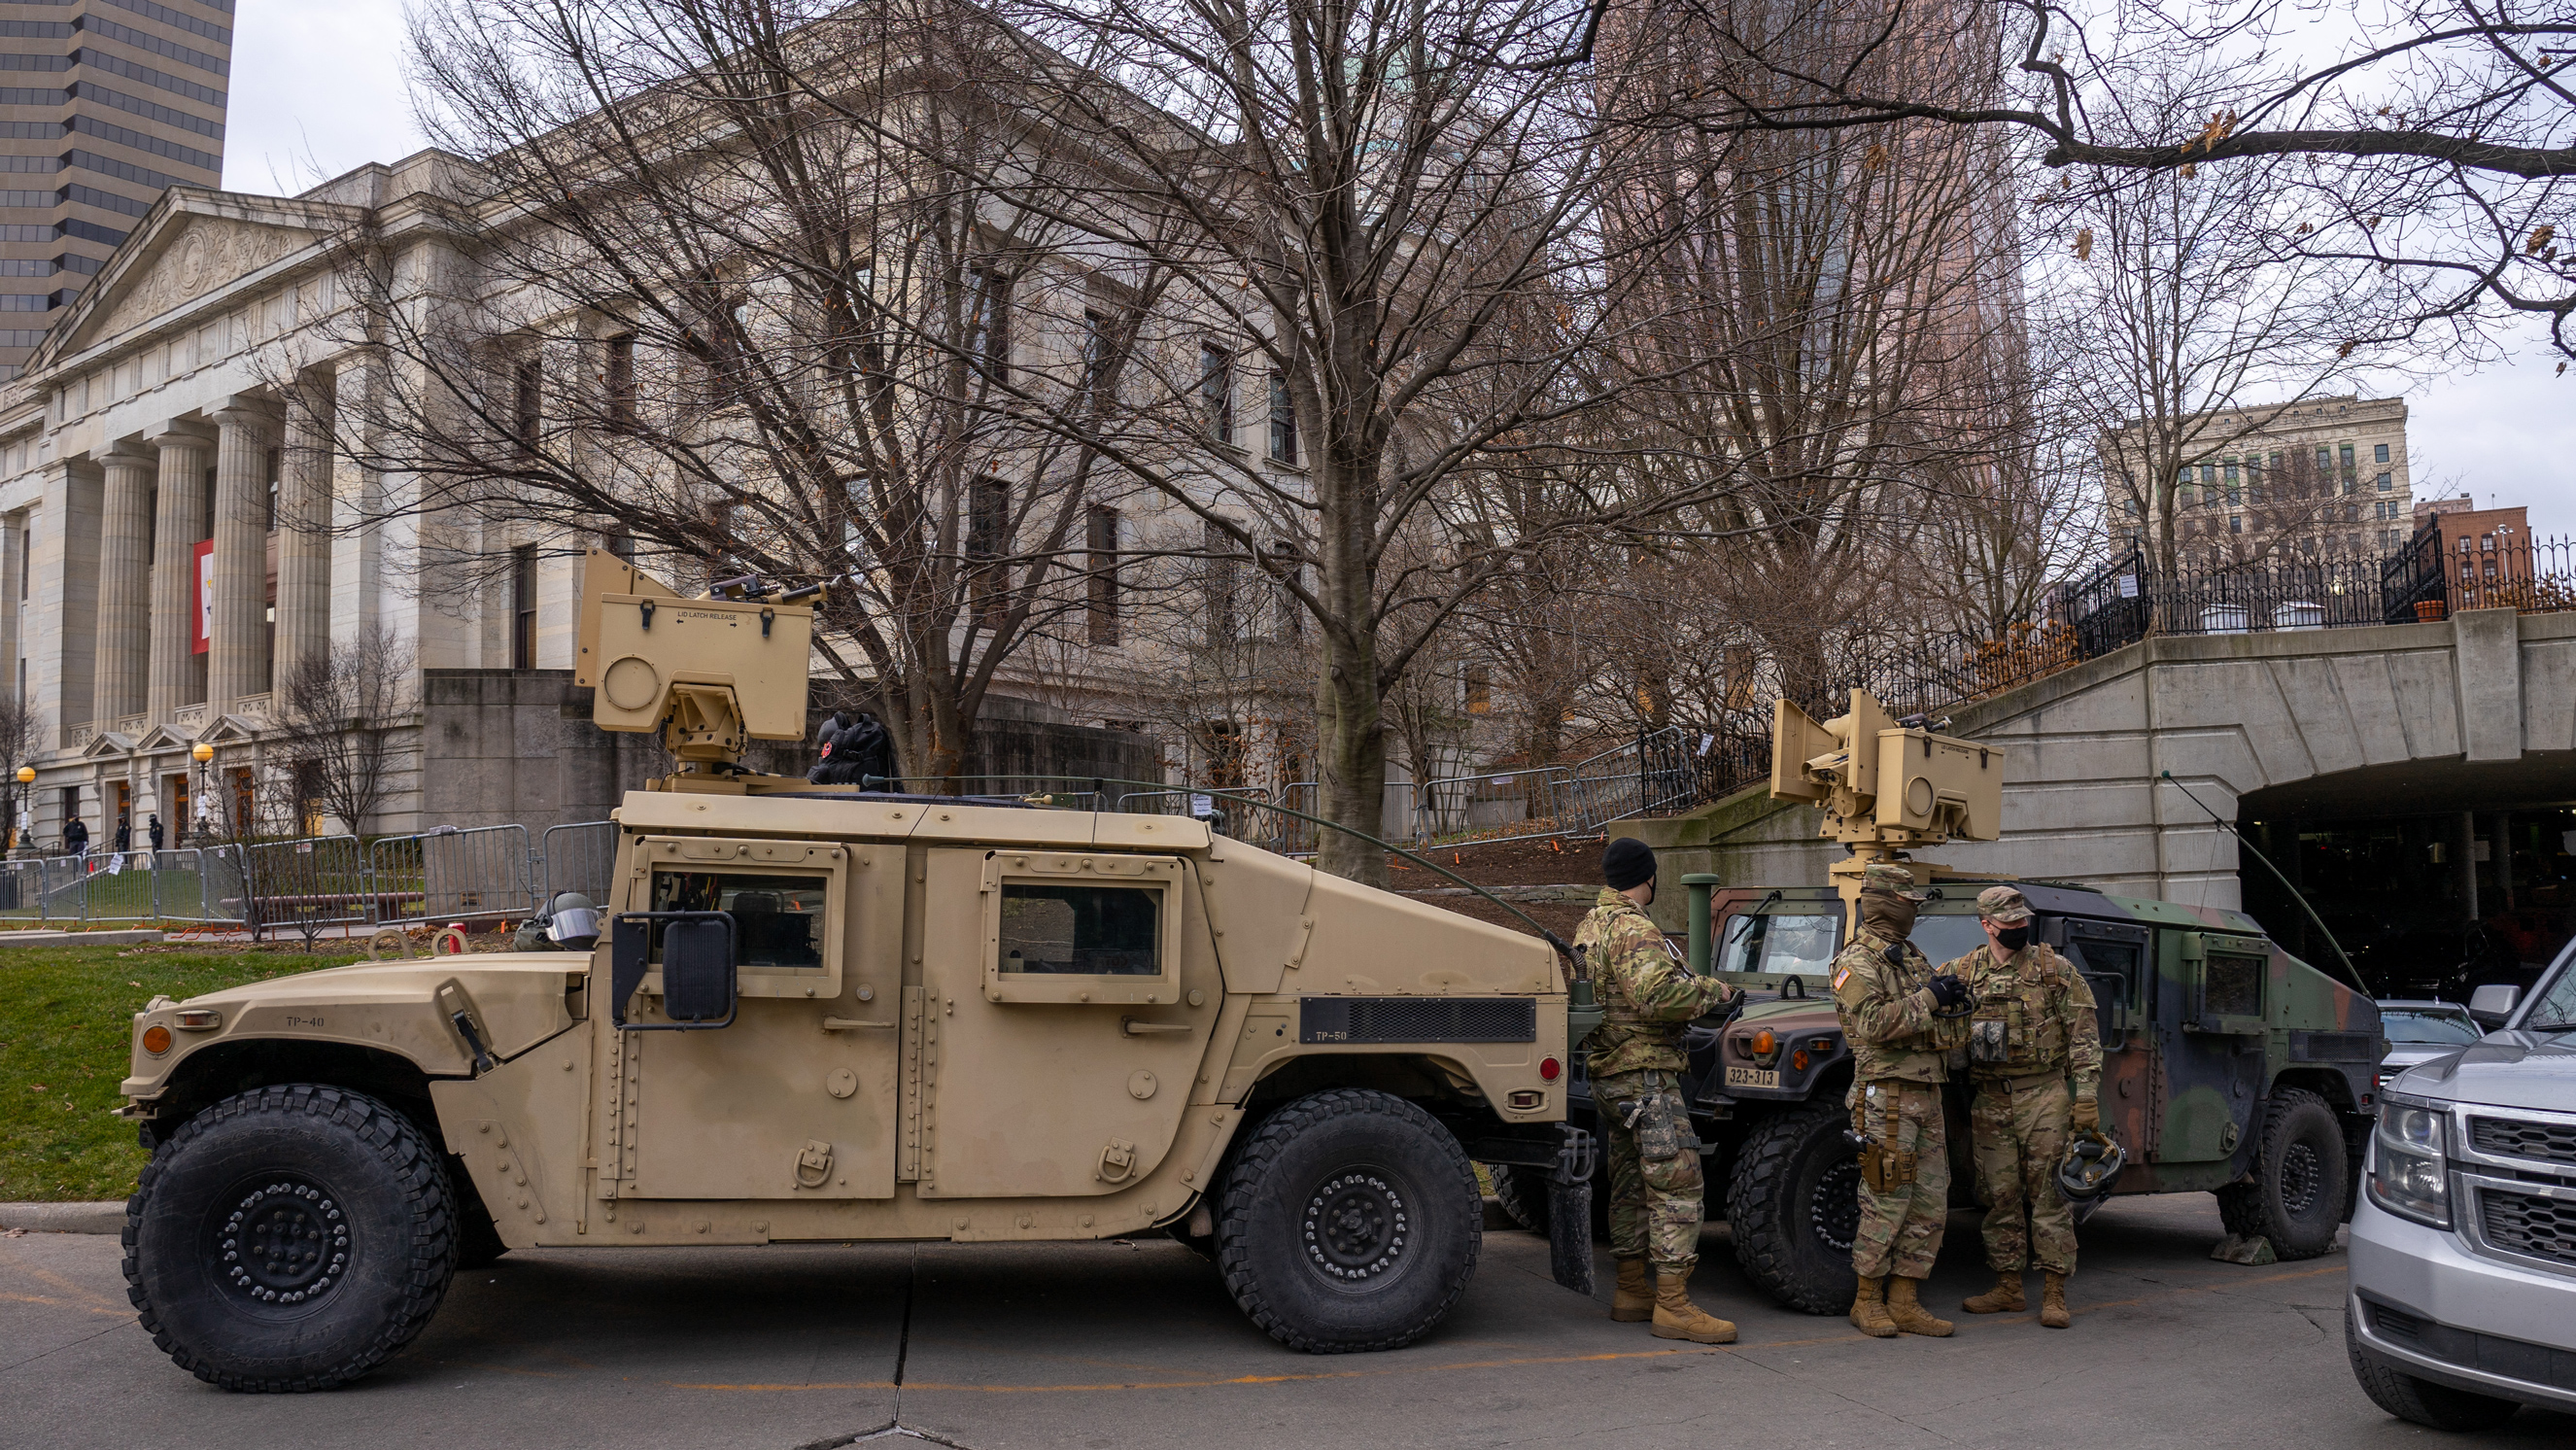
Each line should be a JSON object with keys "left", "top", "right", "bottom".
{"left": 1971, "top": 1073, "right": 2078, "bottom": 1274}
{"left": 1850, "top": 1078, "right": 1948, "bottom": 1280}
{"left": 1595, "top": 1069, "right": 1703, "bottom": 1276}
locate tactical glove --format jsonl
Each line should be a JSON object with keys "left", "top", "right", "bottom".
{"left": 2070, "top": 1097, "right": 2100, "bottom": 1131}
{"left": 1927, "top": 974, "right": 1969, "bottom": 1009}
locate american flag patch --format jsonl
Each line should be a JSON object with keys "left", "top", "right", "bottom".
{"left": 1832, "top": 967, "right": 1850, "bottom": 990}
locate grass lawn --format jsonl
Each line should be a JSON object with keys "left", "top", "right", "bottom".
{"left": 0, "top": 944, "right": 363, "bottom": 1201}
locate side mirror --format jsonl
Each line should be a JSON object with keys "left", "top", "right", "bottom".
{"left": 610, "top": 911, "right": 738, "bottom": 1030}
{"left": 2468, "top": 983, "right": 2521, "bottom": 1028}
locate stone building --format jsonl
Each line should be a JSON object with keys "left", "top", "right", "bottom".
{"left": 2102, "top": 394, "right": 2417, "bottom": 563}
{"left": 0, "top": 154, "right": 1165, "bottom": 852}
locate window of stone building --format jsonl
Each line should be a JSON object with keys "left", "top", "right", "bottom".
{"left": 2375, "top": 443, "right": 2390, "bottom": 464}
{"left": 2340, "top": 442, "right": 2356, "bottom": 477}
{"left": 2223, "top": 460, "right": 2239, "bottom": 483}
{"left": 2229, "top": 515, "right": 2242, "bottom": 534}
{"left": 2315, "top": 445, "right": 2332, "bottom": 475}
{"left": 513, "top": 358, "right": 542, "bottom": 450}
{"left": 2226, "top": 487, "right": 2240, "bottom": 505}
{"left": 263, "top": 447, "right": 279, "bottom": 530}
{"left": 1268, "top": 374, "right": 1298, "bottom": 465}
{"left": 964, "top": 263, "right": 1010, "bottom": 381}
{"left": 1465, "top": 666, "right": 1492, "bottom": 714}
{"left": 968, "top": 476, "right": 1010, "bottom": 624}
{"left": 510, "top": 545, "right": 537, "bottom": 670}
{"left": 2346, "top": 502, "right": 2361, "bottom": 522}
{"left": 604, "top": 333, "right": 636, "bottom": 431}
{"left": 2376, "top": 471, "right": 2391, "bottom": 492}
{"left": 1199, "top": 341, "right": 1233, "bottom": 443}
{"left": 1203, "top": 519, "right": 1238, "bottom": 646}
{"left": 1085, "top": 503, "right": 1119, "bottom": 646}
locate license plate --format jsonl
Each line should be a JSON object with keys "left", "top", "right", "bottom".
{"left": 1725, "top": 1066, "right": 1779, "bottom": 1090}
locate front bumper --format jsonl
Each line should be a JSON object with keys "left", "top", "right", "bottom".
{"left": 2349, "top": 1195, "right": 2576, "bottom": 1411}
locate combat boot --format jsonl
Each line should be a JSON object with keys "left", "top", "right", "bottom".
{"left": 1962, "top": 1269, "right": 2025, "bottom": 1314}
{"left": 1650, "top": 1274, "right": 1737, "bottom": 1344}
{"left": 1885, "top": 1274, "right": 1955, "bottom": 1337}
{"left": 2040, "top": 1271, "right": 2071, "bottom": 1329}
{"left": 1611, "top": 1259, "right": 1654, "bottom": 1323}
{"left": 1849, "top": 1275, "right": 1899, "bottom": 1338}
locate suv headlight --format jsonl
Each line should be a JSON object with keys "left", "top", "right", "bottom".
{"left": 2367, "top": 1094, "right": 2452, "bottom": 1229}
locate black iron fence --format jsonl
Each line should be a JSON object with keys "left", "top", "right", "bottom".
{"left": 1678, "top": 531, "right": 2576, "bottom": 805}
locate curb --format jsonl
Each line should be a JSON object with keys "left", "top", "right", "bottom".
{"left": 0, "top": 1201, "right": 125, "bottom": 1234}
{"left": 0, "top": 929, "right": 165, "bottom": 949}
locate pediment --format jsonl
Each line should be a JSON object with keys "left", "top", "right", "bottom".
{"left": 132, "top": 723, "right": 195, "bottom": 753}
{"left": 77, "top": 730, "right": 136, "bottom": 758}
{"left": 38, "top": 193, "right": 347, "bottom": 363}
{"left": 197, "top": 713, "right": 263, "bottom": 745}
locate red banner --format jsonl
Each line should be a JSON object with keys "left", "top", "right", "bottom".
{"left": 191, "top": 538, "right": 213, "bottom": 654}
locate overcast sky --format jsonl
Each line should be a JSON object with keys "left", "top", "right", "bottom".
{"left": 219, "top": 0, "right": 2576, "bottom": 540}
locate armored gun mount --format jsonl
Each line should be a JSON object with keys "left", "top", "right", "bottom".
{"left": 575, "top": 549, "right": 826, "bottom": 776}
{"left": 1768, "top": 687, "right": 2005, "bottom": 904}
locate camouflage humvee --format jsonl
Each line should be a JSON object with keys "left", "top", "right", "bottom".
{"left": 1489, "top": 693, "right": 2384, "bottom": 1312}
{"left": 113, "top": 555, "right": 1594, "bottom": 1391}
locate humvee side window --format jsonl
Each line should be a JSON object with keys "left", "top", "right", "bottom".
{"left": 999, "top": 883, "right": 1160, "bottom": 976}
{"left": 649, "top": 869, "right": 827, "bottom": 969}
{"left": 1722, "top": 913, "right": 1841, "bottom": 975}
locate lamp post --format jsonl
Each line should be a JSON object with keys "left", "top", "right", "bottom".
{"left": 10, "top": 764, "right": 31, "bottom": 861}
{"left": 191, "top": 742, "right": 214, "bottom": 843}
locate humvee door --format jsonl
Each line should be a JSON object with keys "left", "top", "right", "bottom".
{"left": 599, "top": 836, "right": 907, "bottom": 1200}
{"left": 913, "top": 847, "right": 1219, "bottom": 1197}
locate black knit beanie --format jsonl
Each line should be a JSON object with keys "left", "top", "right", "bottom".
{"left": 1602, "top": 837, "right": 1656, "bottom": 892}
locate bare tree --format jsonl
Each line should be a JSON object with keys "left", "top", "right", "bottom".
{"left": 274, "top": 625, "right": 420, "bottom": 838}
{"left": 1646, "top": 0, "right": 2576, "bottom": 355}
{"left": 0, "top": 693, "right": 36, "bottom": 852}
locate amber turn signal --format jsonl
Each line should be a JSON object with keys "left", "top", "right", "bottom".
{"left": 174, "top": 1009, "right": 222, "bottom": 1030}
{"left": 141, "top": 1025, "right": 172, "bottom": 1055}
{"left": 1751, "top": 1029, "right": 1775, "bottom": 1056}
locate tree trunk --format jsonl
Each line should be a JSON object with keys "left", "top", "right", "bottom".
{"left": 1314, "top": 638, "right": 1390, "bottom": 889}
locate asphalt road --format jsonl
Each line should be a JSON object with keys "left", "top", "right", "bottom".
{"left": 5, "top": 1194, "right": 2569, "bottom": 1450}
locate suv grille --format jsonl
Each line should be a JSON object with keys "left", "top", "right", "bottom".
{"left": 2481, "top": 1188, "right": 2576, "bottom": 1268}
{"left": 2472, "top": 1117, "right": 2576, "bottom": 1167}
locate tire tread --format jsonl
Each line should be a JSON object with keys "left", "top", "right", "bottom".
{"left": 120, "top": 1083, "right": 457, "bottom": 1393}
{"left": 1726, "top": 1100, "right": 1853, "bottom": 1315}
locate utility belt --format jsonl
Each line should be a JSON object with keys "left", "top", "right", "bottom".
{"left": 1849, "top": 1080, "right": 1927, "bottom": 1193}
{"left": 1971, "top": 1068, "right": 2065, "bottom": 1094}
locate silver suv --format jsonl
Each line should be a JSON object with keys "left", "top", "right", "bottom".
{"left": 2348, "top": 951, "right": 2576, "bottom": 1430}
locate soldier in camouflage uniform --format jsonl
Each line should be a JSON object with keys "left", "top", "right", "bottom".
{"left": 1941, "top": 884, "right": 2102, "bottom": 1329}
{"left": 1575, "top": 836, "right": 1742, "bottom": 1344}
{"left": 1830, "top": 860, "right": 1971, "bottom": 1339}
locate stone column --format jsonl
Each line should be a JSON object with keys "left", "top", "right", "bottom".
{"left": 0, "top": 510, "right": 22, "bottom": 709}
{"left": 208, "top": 404, "right": 276, "bottom": 712}
{"left": 273, "top": 379, "right": 334, "bottom": 696}
{"left": 328, "top": 353, "right": 382, "bottom": 649}
{"left": 90, "top": 444, "right": 155, "bottom": 726}
{"left": 145, "top": 425, "right": 212, "bottom": 721}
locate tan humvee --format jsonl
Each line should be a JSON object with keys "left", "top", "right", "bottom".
{"left": 116, "top": 555, "right": 1590, "bottom": 1392}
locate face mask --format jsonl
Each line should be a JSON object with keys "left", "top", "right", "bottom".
{"left": 1994, "top": 924, "right": 2031, "bottom": 953}
{"left": 1859, "top": 890, "right": 1916, "bottom": 940}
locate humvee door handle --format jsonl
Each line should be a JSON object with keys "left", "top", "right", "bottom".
{"left": 1121, "top": 1018, "right": 1192, "bottom": 1036}
{"left": 820, "top": 1017, "right": 897, "bottom": 1031}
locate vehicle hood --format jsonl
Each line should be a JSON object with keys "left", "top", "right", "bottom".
{"left": 2394, "top": 1030, "right": 2576, "bottom": 1113}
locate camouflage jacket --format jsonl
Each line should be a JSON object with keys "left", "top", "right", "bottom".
{"left": 1830, "top": 927, "right": 1952, "bottom": 1084}
{"left": 1576, "top": 888, "right": 1732, "bottom": 1078}
{"left": 1944, "top": 942, "right": 2103, "bottom": 1099}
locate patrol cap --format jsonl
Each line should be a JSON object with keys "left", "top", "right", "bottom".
{"left": 1975, "top": 885, "right": 2033, "bottom": 923}
{"left": 1859, "top": 861, "right": 1929, "bottom": 900}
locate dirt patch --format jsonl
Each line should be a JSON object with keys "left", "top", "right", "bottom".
{"left": 1382, "top": 834, "right": 1608, "bottom": 891}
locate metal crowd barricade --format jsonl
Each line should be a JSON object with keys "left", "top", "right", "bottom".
{"left": 201, "top": 836, "right": 373, "bottom": 938}
{"left": 368, "top": 824, "right": 536, "bottom": 927}
{"left": 541, "top": 821, "right": 621, "bottom": 907}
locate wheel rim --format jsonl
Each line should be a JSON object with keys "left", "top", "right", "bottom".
{"left": 205, "top": 1175, "right": 351, "bottom": 1311}
{"left": 2280, "top": 1141, "right": 2322, "bottom": 1217}
{"left": 1301, "top": 1169, "right": 1412, "bottom": 1284}
{"left": 1812, "top": 1157, "right": 1862, "bottom": 1253}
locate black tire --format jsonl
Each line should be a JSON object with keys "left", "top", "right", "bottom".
{"left": 2214, "top": 1088, "right": 2347, "bottom": 1260}
{"left": 122, "top": 1084, "right": 458, "bottom": 1392}
{"left": 1485, "top": 1162, "right": 1550, "bottom": 1234}
{"left": 1726, "top": 1100, "right": 1861, "bottom": 1314}
{"left": 1216, "top": 1088, "right": 1482, "bottom": 1353}
{"left": 2346, "top": 1306, "right": 2522, "bottom": 1431}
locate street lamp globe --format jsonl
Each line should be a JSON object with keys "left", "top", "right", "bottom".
{"left": 13, "top": 766, "right": 29, "bottom": 785}
{"left": 191, "top": 742, "right": 215, "bottom": 764}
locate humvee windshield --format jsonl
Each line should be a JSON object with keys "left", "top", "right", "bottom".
{"left": 1721, "top": 913, "right": 1840, "bottom": 975}
{"left": 648, "top": 869, "right": 826, "bottom": 968}
{"left": 999, "top": 882, "right": 1160, "bottom": 975}
{"left": 1910, "top": 914, "right": 1990, "bottom": 971}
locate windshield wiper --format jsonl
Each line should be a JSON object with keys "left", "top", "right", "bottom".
{"left": 2521, "top": 1019, "right": 2576, "bottom": 1033}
